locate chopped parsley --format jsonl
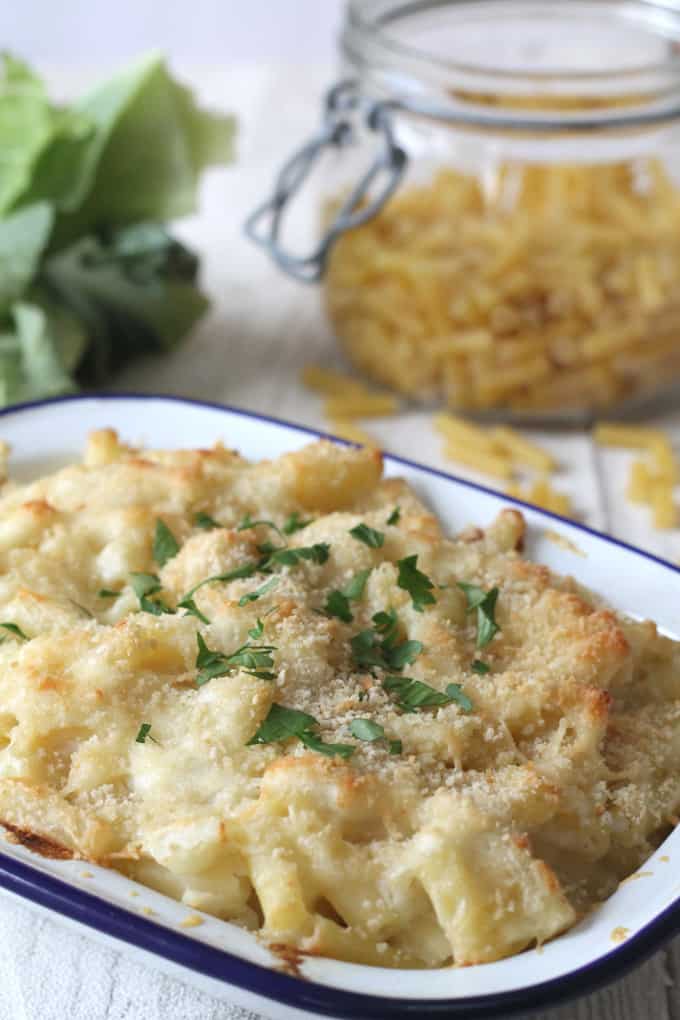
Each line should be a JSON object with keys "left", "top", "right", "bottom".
{"left": 180, "top": 562, "right": 260, "bottom": 603}
{"left": 130, "top": 573, "right": 174, "bottom": 616}
{"left": 282, "top": 511, "right": 312, "bottom": 535}
{"left": 387, "top": 506, "right": 401, "bottom": 526}
{"left": 323, "top": 568, "right": 372, "bottom": 624}
{"left": 238, "top": 576, "right": 278, "bottom": 607}
{"left": 178, "top": 542, "right": 330, "bottom": 611}
{"left": 195, "top": 632, "right": 277, "bottom": 686}
{"left": 178, "top": 596, "right": 210, "bottom": 624}
{"left": 457, "top": 582, "right": 500, "bottom": 648}
{"left": 98, "top": 589, "right": 120, "bottom": 599}
{"left": 0, "top": 622, "right": 28, "bottom": 641}
{"left": 349, "top": 718, "right": 383, "bottom": 742}
{"left": 135, "top": 722, "right": 159, "bottom": 745}
{"left": 324, "top": 590, "right": 353, "bottom": 623}
{"left": 153, "top": 519, "right": 180, "bottom": 567}
{"left": 263, "top": 543, "right": 330, "bottom": 569}
{"left": 382, "top": 676, "right": 473, "bottom": 714}
{"left": 396, "top": 555, "right": 436, "bottom": 612}
{"left": 471, "top": 659, "right": 490, "bottom": 675}
{"left": 247, "top": 609, "right": 277, "bottom": 640}
{"left": 349, "top": 523, "right": 385, "bottom": 549}
{"left": 194, "top": 511, "right": 221, "bottom": 530}
{"left": 349, "top": 718, "right": 402, "bottom": 754}
{"left": 247, "top": 703, "right": 354, "bottom": 759}
{"left": 342, "top": 568, "right": 371, "bottom": 600}
{"left": 351, "top": 610, "right": 422, "bottom": 673}
{"left": 237, "top": 513, "right": 282, "bottom": 538}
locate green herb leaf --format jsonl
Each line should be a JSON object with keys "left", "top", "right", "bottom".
{"left": 0, "top": 622, "right": 29, "bottom": 641}
{"left": 387, "top": 639, "right": 423, "bottom": 671}
{"left": 382, "top": 676, "right": 473, "bottom": 714}
{"left": 456, "top": 582, "right": 488, "bottom": 610}
{"left": 342, "top": 568, "right": 371, "bottom": 601}
{"left": 135, "top": 722, "right": 159, "bottom": 745}
{"left": 389, "top": 739, "right": 402, "bottom": 755}
{"left": 351, "top": 629, "right": 390, "bottom": 671}
{"left": 350, "top": 616, "right": 423, "bottom": 674}
{"left": 98, "top": 589, "right": 120, "bottom": 598}
{"left": 387, "top": 507, "right": 401, "bottom": 526}
{"left": 372, "top": 609, "right": 398, "bottom": 643}
{"left": 282, "top": 511, "right": 312, "bottom": 535}
{"left": 444, "top": 683, "right": 474, "bottom": 712}
{"left": 349, "top": 718, "right": 384, "bottom": 742}
{"left": 194, "top": 511, "right": 221, "bottom": 530}
{"left": 349, "top": 523, "right": 385, "bottom": 549}
{"left": 382, "top": 676, "right": 450, "bottom": 712}
{"left": 130, "top": 573, "right": 161, "bottom": 598}
{"left": 265, "top": 543, "right": 330, "bottom": 568}
{"left": 177, "top": 596, "right": 210, "bottom": 625}
{"left": 153, "top": 519, "right": 180, "bottom": 567}
{"left": 195, "top": 632, "right": 277, "bottom": 686}
{"left": 129, "top": 572, "right": 174, "bottom": 616}
{"left": 326, "top": 569, "right": 371, "bottom": 622}
{"left": 397, "top": 555, "right": 436, "bottom": 612}
{"left": 257, "top": 540, "right": 277, "bottom": 558}
{"left": 247, "top": 703, "right": 354, "bottom": 758}
{"left": 476, "top": 593, "right": 500, "bottom": 648}
{"left": 248, "top": 620, "right": 263, "bottom": 641}
{"left": 224, "top": 645, "right": 276, "bottom": 678}
{"left": 195, "top": 632, "right": 229, "bottom": 685}
{"left": 247, "top": 703, "right": 317, "bottom": 744}
{"left": 238, "top": 576, "right": 278, "bottom": 607}
{"left": 247, "top": 612, "right": 278, "bottom": 640}
{"left": 471, "top": 659, "right": 490, "bottom": 675}
{"left": 237, "top": 513, "right": 282, "bottom": 537}
{"left": 299, "top": 732, "right": 355, "bottom": 759}
{"left": 324, "top": 589, "right": 353, "bottom": 623}
{"left": 458, "top": 583, "right": 500, "bottom": 648}
{"left": 181, "top": 562, "right": 259, "bottom": 602}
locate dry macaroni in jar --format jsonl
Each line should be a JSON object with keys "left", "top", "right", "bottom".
{"left": 250, "top": 0, "right": 680, "bottom": 421}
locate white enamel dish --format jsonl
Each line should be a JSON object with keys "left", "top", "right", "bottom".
{"left": 0, "top": 393, "right": 679, "bottom": 1020}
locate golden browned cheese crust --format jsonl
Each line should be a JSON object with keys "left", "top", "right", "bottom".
{"left": 0, "top": 431, "right": 678, "bottom": 967}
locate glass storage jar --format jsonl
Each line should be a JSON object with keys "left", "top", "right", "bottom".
{"left": 247, "top": 0, "right": 680, "bottom": 421}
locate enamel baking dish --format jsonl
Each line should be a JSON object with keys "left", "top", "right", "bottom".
{"left": 1, "top": 394, "right": 679, "bottom": 1020}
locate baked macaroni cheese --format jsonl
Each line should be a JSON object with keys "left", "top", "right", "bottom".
{"left": 0, "top": 432, "right": 678, "bottom": 967}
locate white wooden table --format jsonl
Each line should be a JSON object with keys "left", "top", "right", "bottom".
{"left": 2, "top": 64, "right": 680, "bottom": 1020}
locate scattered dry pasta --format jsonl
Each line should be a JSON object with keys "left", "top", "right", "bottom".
{"left": 324, "top": 160, "right": 680, "bottom": 414}
{"left": 596, "top": 422, "right": 678, "bottom": 530}
{"left": 302, "top": 364, "right": 399, "bottom": 438}
{"left": 327, "top": 419, "right": 378, "bottom": 448}
{"left": 323, "top": 394, "right": 399, "bottom": 420}
{"left": 435, "top": 414, "right": 558, "bottom": 490}
{"left": 506, "top": 479, "right": 574, "bottom": 518}
{"left": 593, "top": 423, "right": 669, "bottom": 451}
{"left": 301, "top": 365, "right": 369, "bottom": 397}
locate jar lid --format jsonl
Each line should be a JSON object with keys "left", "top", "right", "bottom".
{"left": 343, "top": 1, "right": 680, "bottom": 121}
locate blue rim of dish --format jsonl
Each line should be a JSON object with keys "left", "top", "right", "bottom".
{"left": 0, "top": 390, "right": 679, "bottom": 1020}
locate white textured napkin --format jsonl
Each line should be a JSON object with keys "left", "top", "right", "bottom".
{"left": 0, "top": 898, "right": 264, "bottom": 1020}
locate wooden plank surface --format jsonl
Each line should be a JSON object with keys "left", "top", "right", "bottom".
{"left": 2, "top": 63, "right": 680, "bottom": 1020}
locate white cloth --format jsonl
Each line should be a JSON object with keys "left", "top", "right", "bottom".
{"left": 0, "top": 899, "right": 262, "bottom": 1020}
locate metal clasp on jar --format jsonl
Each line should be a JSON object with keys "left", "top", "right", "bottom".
{"left": 244, "top": 80, "right": 408, "bottom": 283}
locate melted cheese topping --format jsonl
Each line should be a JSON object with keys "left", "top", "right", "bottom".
{"left": 0, "top": 430, "right": 678, "bottom": 968}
